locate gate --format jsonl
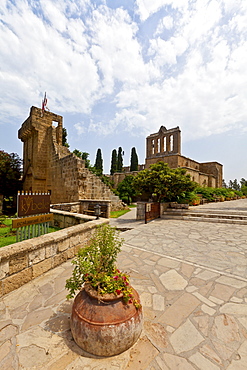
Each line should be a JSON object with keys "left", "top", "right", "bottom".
{"left": 145, "top": 202, "right": 160, "bottom": 224}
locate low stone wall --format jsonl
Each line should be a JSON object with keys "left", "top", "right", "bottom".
{"left": 51, "top": 202, "right": 81, "bottom": 213}
{"left": 51, "top": 199, "right": 111, "bottom": 218}
{"left": 79, "top": 199, "right": 111, "bottom": 218}
{"left": 51, "top": 209, "right": 95, "bottom": 228}
{"left": 0, "top": 218, "right": 108, "bottom": 297}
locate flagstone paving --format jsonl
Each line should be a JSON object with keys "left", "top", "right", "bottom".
{"left": 1, "top": 199, "right": 247, "bottom": 369}
{"left": 122, "top": 219, "right": 247, "bottom": 279}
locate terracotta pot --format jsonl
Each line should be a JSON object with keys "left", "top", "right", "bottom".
{"left": 71, "top": 285, "right": 143, "bottom": 356}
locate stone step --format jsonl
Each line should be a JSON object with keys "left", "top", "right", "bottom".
{"left": 162, "top": 210, "right": 247, "bottom": 225}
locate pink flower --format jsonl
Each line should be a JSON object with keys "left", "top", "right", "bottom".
{"left": 125, "top": 282, "right": 129, "bottom": 286}
{"left": 113, "top": 276, "right": 119, "bottom": 280}
{"left": 116, "top": 289, "right": 121, "bottom": 295}
{"left": 128, "top": 299, "right": 132, "bottom": 304}
{"left": 122, "top": 276, "right": 127, "bottom": 281}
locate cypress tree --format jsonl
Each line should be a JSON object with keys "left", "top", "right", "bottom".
{"left": 130, "top": 147, "right": 138, "bottom": 172}
{"left": 94, "top": 148, "right": 103, "bottom": 175}
{"left": 117, "top": 147, "right": 123, "bottom": 172}
{"left": 62, "top": 127, "right": 69, "bottom": 147}
{"left": 110, "top": 149, "right": 118, "bottom": 175}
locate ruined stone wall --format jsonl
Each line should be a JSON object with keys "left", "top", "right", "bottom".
{"left": 200, "top": 162, "right": 223, "bottom": 188}
{"left": 145, "top": 155, "right": 179, "bottom": 169}
{"left": 146, "top": 126, "right": 181, "bottom": 159}
{"left": 19, "top": 107, "right": 123, "bottom": 210}
{"left": 144, "top": 126, "right": 223, "bottom": 188}
{"left": 19, "top": 106, "right": 63, "bottom": 193}
{"left": 177, "top": 156, "right": 200, "bottom": 171}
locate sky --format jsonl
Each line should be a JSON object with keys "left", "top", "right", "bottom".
{"left": 1, "top": 0, "right": 247, "bottom": 184}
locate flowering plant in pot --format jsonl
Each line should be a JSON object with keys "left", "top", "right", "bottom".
{"left": 66, "top": 224, "right": 141, "bottom": 308}
{"left": 65, "top": 224, "right": 142, "bottom": 357}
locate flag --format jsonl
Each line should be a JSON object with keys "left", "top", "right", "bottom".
{"left": 42, "top": 92, "right": 47, "bottom": 111}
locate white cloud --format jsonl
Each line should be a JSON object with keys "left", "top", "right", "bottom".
{"left": 148, "top": 36, "right": 188, "bottom": 66}
{"left": 155, "top": 16, "right": 174, "bottom": 35}
{"left": 0, "top": 0, "right": 100, "bottom": 117}
{"left": 136, "top": 0, "right": 188, "bottom": 21}
{"left": 1, "top": 0, "right": 247, "bottom": 181}
{"left": 88, "top": 6, "right": 147, "bottom": 92}
{"left": 74, "top": 122, "right": 85, "bottom": 135}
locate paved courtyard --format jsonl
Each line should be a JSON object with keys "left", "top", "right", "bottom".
{"left": 1, "top": 199, "right": 247, "bottom": 369}
{"left": 122, "top": 219, "right": 247, "bottom": 279}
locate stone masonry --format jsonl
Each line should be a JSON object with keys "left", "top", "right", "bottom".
{"left": 113, "top": 126, "right": 223, "bottom": 188}
{"left": 145, "top": 126, "right": 223, "bottom": 188}
{"left": 18, "top": 107, "right": 122, "bottom": 209}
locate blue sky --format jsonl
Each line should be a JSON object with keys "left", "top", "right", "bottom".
{"left": 1, "top": 0, "right": 247, "bottom": 183}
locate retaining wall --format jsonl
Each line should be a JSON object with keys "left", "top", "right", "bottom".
{"left": 0, "top": 217, "right": 108, "bottom": 297}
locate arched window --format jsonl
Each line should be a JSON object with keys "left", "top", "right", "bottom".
{"left": 164, "top": 137, "right": 167, "bottom": 152}
{"left": 170, "top": 135, "right": 174, "bottom": 151}
{"left": 152, "top": 139, "right": 155, "bottom": 154}
{"left": 157, "top": 138, "right": 160, "bottom": 153}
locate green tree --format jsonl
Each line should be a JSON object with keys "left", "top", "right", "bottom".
{"left": 222, "top": 179, "right": 227, "bottom": 188}
{"left": 0, "top": 150, "right": 22, "bottom": 198}
{"left": 232, "top": 179, "right": 240, "bottom": 191}
{"left": 94, "top": 148, "right": 103, "bottom": 175}
{"left": 110, "top": 149, "right": 118, "bottom": 175}
{"left": 133, "top": 161, "right": 196, "bottom": 202}
{"left": 117, "top": 147, "right": 123, "bottom": 172}
{"left": 73, "top": 149, "right": 91, "bottom": 168}
{"left": 117, "top": 175, "right": 137, "bottom": 204}
{"left": 62, "top": 127, "right": 69, "bottom": 147}
{"left": 240, "top": 178, "right": 247, "bottom": 188}
{"left": 130, "top": 147, "right": 138, "bottom": 172}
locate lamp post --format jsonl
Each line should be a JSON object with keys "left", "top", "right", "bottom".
{"left": 94, "top": 204, "right": 101, "bottom": 219}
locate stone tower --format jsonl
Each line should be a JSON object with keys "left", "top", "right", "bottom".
{"left": 146, "top": 126, "right": 181, "bottom": 167}
{"left": 18, "top": 106, "right": 66, "bottom": 194}
{"left": 19, "top": 106, "right": 122, "bottom": 206}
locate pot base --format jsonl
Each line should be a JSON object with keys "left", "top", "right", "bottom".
{"left": 71, "top": 286, "right": 143, "bottom": 357}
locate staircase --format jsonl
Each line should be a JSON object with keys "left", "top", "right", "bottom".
{"left": 162, "top": 208, "right": 247, "bottom": 225}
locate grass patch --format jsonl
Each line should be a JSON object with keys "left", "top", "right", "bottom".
{"left": 0, "top": 217, "right": 60, "bottom": 248}
{"left": 110, "top": 209, "right": 130, "bottom": 218}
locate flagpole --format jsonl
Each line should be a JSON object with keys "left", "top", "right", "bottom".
{"left": 41, "top": 92, "right": 47, "bottom": 117}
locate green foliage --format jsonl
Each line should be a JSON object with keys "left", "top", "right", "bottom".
{"left": 133, "top": 161, "right": 196, "bottom": 202}
{"left": 73, "top": 150, "right": 91, "bottom": 168}
{"left": 94, "top": 148, "right": 103, "bottom": 175}
{"left": 241, "top": 186, "right": 247, "bottom": 196}
{"left": 110, "top": 149, "right": 118, "bottom": 175}
{"left": 195, "top": 185, "right": 242, "bottom": 201}
{"left": 100, "top": 175, "right": 114, "bottom": 188}
{"left": 240, "top": 178, "right": 247, "bottom": 188}
{"left": 0, "top": 150, "right": 22, "bottom": 198}
{"left": 228, "top": 179, "right": 240, "bottom": 190}
{"left": 222, "top": 179, "right": 227, "bottom": 188}
{"left": 117, "top": 147, "right": 123, "bottom": 172}
{"left": 232, "top": 179, "right": 240, "bottom": 191}
{"left": 62, "top": 127, "right": 69, "bottom": 147}
{"left": 65, "top": 225, "right": 140, "bottom": 307}
{"left": 130, "top": 147, "right": 138, "bottom": 172}
{"left": 117, "top": 175, "right": 137, "bottom": 204}
{"left": 0, "top": 216, "right": 60, "bottom": 248}
{"left": 110, "top": 209, "right": 130, "bottom": 218}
